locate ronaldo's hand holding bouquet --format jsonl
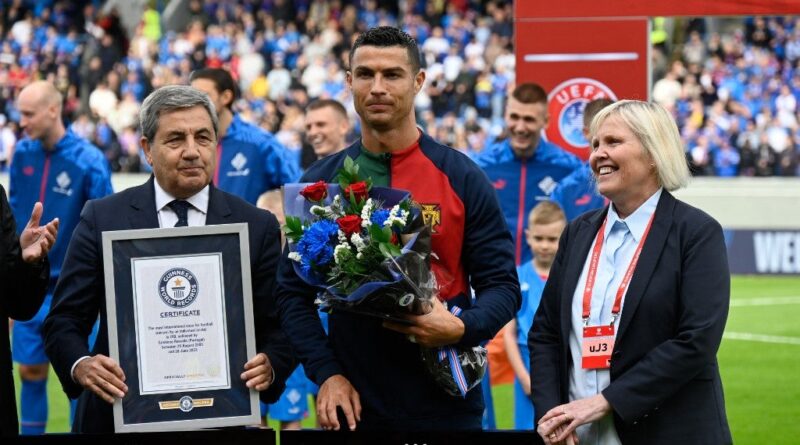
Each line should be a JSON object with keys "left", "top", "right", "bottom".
{"left": 282, "top": 157, "right": 486, "bottom": 397}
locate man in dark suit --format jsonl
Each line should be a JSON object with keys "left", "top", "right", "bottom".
{"left": 1, "top": 188, "right": 59, "bottom": 437}
{"left": 43, "top": 85, "right": 293, "bottom": 433}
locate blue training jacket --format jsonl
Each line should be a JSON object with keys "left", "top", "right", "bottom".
{"left": 472, "top": 138, "right": 581, "bottom": 265}
{"left": 275, "top": 133, "right": 521, "bottom": 428}
{"left": 215, "top": 114, "right": 300, "bottom": 204}
{"left": 10, "top": 128, "right": 113, "bottom": 288}
{"left": 549, "top": 163, "right": 607, "bottom": 222}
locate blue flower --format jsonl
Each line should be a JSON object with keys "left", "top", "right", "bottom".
{"left": 296, "top": 219, "right": 339, "bottom": 272}
{"left": 370, "top": 208, "right": 391, "bottom": 228}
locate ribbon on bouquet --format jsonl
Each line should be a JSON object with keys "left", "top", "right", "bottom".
{"left": 437, "top": 305, "right": 470, "bottom": 397}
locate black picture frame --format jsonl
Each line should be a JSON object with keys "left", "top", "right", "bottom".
{"left": 102, "top": 224, "right": 259, "bottom": 432}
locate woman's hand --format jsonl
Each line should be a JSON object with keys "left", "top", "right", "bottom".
{"left": 537, "top": 394, "right": 612, "bottom": 443}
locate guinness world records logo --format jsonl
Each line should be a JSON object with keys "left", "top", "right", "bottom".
{"left": 158, "top": 268, "right": 199, "bottom": 308}
{"left": 545, "top": 78, "right": 618, "bottom": 159}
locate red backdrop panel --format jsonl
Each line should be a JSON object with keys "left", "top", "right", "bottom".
{"left": 515, "top": 0, "right": 800, "bottom": 19}
{"left": 516, "top": 19, "right": 649, "bottom": 159}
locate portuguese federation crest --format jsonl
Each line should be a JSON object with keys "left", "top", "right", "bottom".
{"left": 420, "top": 203, "right": 442, "bottom": 234}
{"left": 159, "top": 268, "right": 199, "bottom": 308}
{"left": 545, "top": 77, "right": 618, "bottom": 160}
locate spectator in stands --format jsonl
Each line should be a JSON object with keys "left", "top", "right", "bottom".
{"left": 713, "top": 140, "right": 741, "bottom": 177}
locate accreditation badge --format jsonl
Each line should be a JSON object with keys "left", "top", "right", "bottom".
{"left": 581, "top": 325, "right": 615, "bottom": 369}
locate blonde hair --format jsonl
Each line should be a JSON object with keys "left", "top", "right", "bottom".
{"left": 528, "top": 201, "right": 566, "bottom": 227}
{"left": 589, "top": 100, "right": 690, "bottom": 191}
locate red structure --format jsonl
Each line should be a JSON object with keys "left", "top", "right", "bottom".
{"left": 515, "top": 0, "right": 800, "bottom": 160}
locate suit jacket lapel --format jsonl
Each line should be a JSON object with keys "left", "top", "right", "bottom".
{"left": 615, "top": 191, "right": 676, "bottom": 341}
{"left": 205, "top": 185, "right": 233, "bottom": 225}
{"left": 129, "top": 176, "right": 160, "bottom": 229}
{"left": 560, "top": 207, "right": 608, "bottom": 342}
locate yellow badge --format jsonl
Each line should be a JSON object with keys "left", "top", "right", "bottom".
{"left": 420, "top": 203, "right": 442, "bottom": 234}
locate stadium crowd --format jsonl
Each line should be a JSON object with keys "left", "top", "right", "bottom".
{"left": 1, "top": 1, "right": 796, "bottom": 177}
{"left": 652, "top": 16, "right": 800, "bottom": 176}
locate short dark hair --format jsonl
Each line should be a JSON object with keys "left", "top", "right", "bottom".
{"left": 348, "top": 26, "right": 421, "bottom": 73}
{"left": 307, "top": 99, "right": 348, "bottom": 119}
{"left": 511, "top": 83, "right": 548, "bottom": 105}
{"left": 582, "top": 98, "right": 615, "bottom": 128}
{"left": 189, "top": 68, "right": 239, "bottom": 110}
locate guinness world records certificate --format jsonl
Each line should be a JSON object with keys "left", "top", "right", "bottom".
{"left": 103, "top": 224, "right": 259, "bottom": 432}
{"left": 132, "top": 254, "right": 229, "bottom": 395}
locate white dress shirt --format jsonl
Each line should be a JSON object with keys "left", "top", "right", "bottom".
{"left": 567, "top": 188, "right": 662, "bottom": 445}
{"left": 153, "top": 180, "right": 209, "bottom": 227}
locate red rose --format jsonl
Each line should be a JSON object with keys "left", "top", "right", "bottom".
{"left": 300, "top": 180, "right": 328, "bottom": 202}
{"left": 343, "top": 181, "right": 368, "bottom": 202}
{"left": 337, "top": 214, "right": 363, "bottom": 237}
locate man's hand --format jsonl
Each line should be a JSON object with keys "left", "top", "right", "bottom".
{"left": 241, "top": 352, "right": 274, "bottom": 391}
{"left": 73, "top": 354, "right": 127, "bottom": 404}
{"left": 317, "top": 374, "right": 361, "bottom": 431}
{"left": 382, "top": 298, "right": 465, "bottom": 347}
{"left": 20, "top": 202, "right": 59, "bottom": 264}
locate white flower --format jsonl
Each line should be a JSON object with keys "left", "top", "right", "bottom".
{"left": 330, "top": 195, "right": 344, "bottom": 217}
{"left": 356, "top": 252, "right": 364, "bottom": 260}
{"left": 334, "top": 244, "right": 350, "bottom": 264}
{"left": 360, "top": 199, "right": 374, "bottom": 227}
{"left": 384, "top": 205, "right": 408, "bottom": 228}
{"left": 288, "top": 252, "right": 302, "bottom": 262}
{"left": 338, "top": 230, "right": 348, "bottom": 243}
{"left": 350, "top": 233, "right": 367, "bottom": 252}
{"left": 310, "top": 205, "right": 330, "bottom": 216}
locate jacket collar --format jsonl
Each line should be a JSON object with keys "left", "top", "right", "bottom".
{"left": 128, "top": 176, "right": 232, "bottom": 228}
{"left": 559, "top": 190, "right": 676, "bottom": 343}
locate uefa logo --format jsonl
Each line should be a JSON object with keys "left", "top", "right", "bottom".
{"left": 158, "top": 268, "right": 199, "bottom": 308}
{"left": 545, "top": 78, "right": 618, "bottom": 158}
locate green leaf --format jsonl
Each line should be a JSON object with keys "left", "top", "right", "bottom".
{"left": 285, "top": 215, "right": 301, "bottom": 231}
{"left": 282, "top": 216, "right": 305, "bottom": 242}
{"left": 379, "top": 242, "right": 393, "bottom": 259}
{"left": 369, "top": 224, "right": 389, "bottom": 243}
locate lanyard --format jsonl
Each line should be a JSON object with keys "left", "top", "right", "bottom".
{"left": 582, "top": 213, "right": 655, "bottom": 325}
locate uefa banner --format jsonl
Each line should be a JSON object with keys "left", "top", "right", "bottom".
{"left": 514, "top": 18, "right": 649, "bottom": 160}
{"left": 726, "top": 229, "right": 800, "bottom": 275}
{"left": 514, "top": 1, "right": 800, "bottom": 161}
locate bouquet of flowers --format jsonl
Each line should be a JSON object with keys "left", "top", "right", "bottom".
{"left": 282, "top": 157, "right": 486, "bottom": 397}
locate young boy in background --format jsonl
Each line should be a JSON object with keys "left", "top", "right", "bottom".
{"left": 504, "top": 201, "right": 566, "bottom": 429}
